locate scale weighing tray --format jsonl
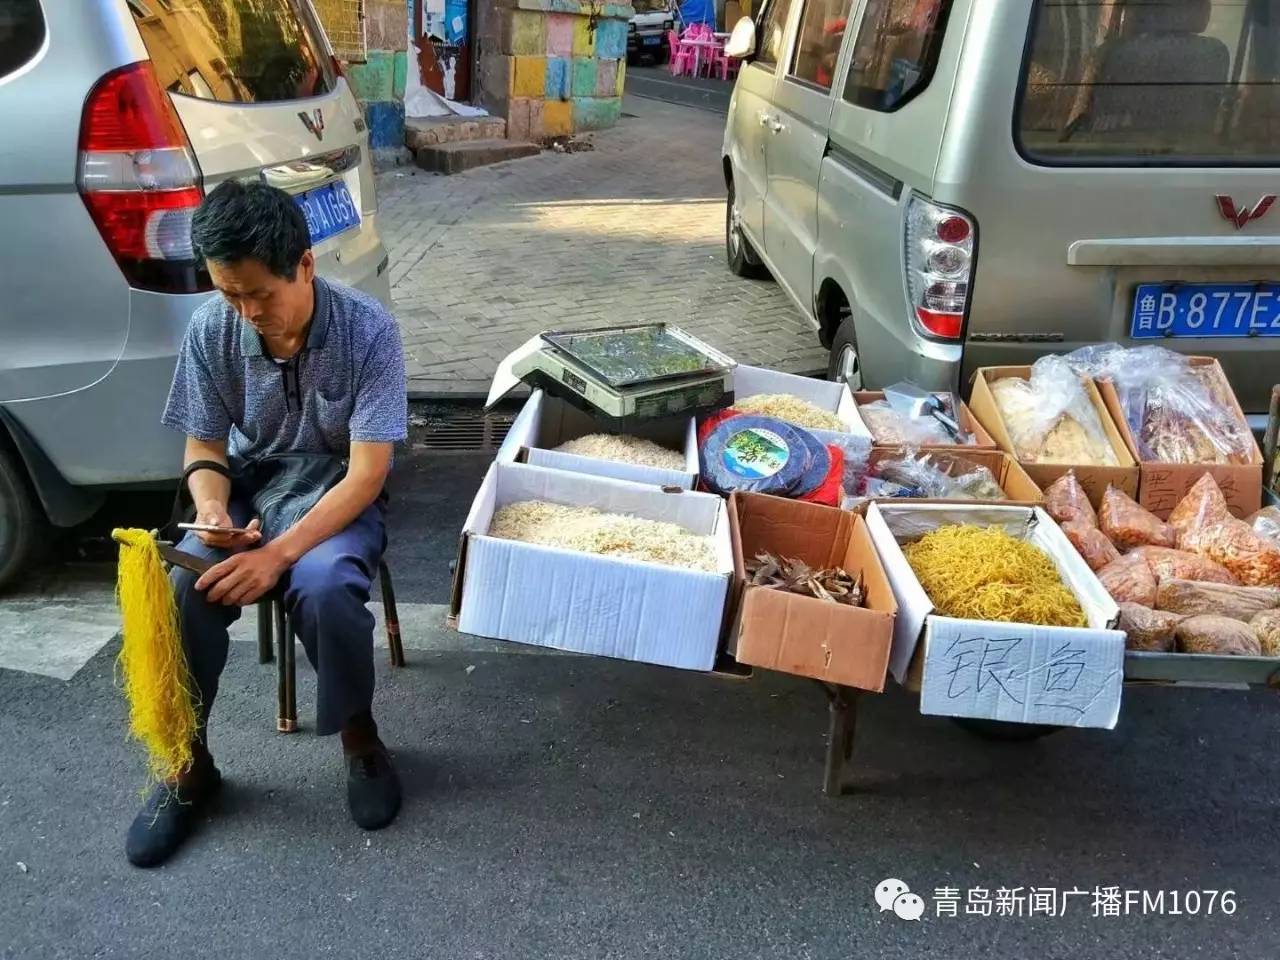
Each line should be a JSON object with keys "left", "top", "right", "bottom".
{"left": 487, "top": 325, "right": 736, "bottom": 426}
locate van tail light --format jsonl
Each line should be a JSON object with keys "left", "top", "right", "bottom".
{"left": 904, "top": 195, "right": 975, "bottom": 340}
{"left": 78, "top": 62, "right": 210, "bottom": 294}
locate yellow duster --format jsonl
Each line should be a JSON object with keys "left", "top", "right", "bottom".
{"left": 112, "top": 528, "right": 200, "bottom": 783}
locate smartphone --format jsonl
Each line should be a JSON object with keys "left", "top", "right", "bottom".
{"left": 177, "top": 522, "right": 255, "bottom": 536}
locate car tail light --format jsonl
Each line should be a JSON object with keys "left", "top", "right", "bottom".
{"left": 904, "top": 195, "right": 975, "bottom": 340}
{"left": 78, "top": 61, "right": 210, "bottom": 294}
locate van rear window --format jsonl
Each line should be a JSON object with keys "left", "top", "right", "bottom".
{"left": 128, "top": 0, "right": 335, "bottom": 103}
{"left": 1018, "top": 0, "right": 1280, "bottom": 165}
{"left": 0, "top": 0, "right": 45, "bottom": 80}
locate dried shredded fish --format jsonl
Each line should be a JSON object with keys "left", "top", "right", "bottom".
{"left": 732, "top": 394, "right": 845, "bottom": 431}
{"left": 552, "top": 433, "right": 686, "bottom": 471}
{"left": 489, "top": 501, "right": 718, "bottom": 571}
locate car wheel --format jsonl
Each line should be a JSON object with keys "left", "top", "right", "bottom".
{"left": 826, "top": 317, "right": 863, "bottom": 389}
{"left": 0, "top": 445, "right": 45, "bottom": 592}
{"left": 951, "top": 717, "right": 1064, "bottom": 741}
{"left": 726, "top": 179, "right": 767, "bottom": 279}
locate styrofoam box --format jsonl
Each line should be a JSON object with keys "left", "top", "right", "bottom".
{"left": 865, "top": 502, "right": 1126, "bottom": 729}
{"left": 456, "top": 461, "right": 733, "bottom": 671}
{"left": 497, "top": 389, "right": 698, "bottom": 489}
{"left": 733, "top": 365, "right": 859, "bottom": 444}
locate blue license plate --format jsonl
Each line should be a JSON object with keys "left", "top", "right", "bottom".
{"left": 1131, "top": 283, "right": 1280, "bottom": 338}
{"left": 643, "top": 35, "right": 661, "bottom": 45}
{"left": 295, "top": 180, "right": 360, "bottom": 245}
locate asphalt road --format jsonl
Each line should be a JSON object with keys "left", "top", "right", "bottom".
{"left": 2, "top": 441, "right": 1279, "bottom": 958}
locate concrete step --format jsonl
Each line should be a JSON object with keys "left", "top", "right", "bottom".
{"left": 415, "top": 138, "right": 541, "bottom": 175}
{"left": 404, "top": 115, "right": 507, "bottom": 150}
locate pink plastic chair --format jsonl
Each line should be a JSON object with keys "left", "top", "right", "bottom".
{"left": 710, "top": 42, "right": 738, "bottom": 81}
{"left": 667, "top": 29, "right": 694, "bottom": 76}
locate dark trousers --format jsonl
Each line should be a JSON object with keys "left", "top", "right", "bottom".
{"left": 170, "top": 499, "right": 387, "bottom": 737}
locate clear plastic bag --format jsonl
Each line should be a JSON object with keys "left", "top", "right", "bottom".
{"left": 1248, "top": 506, "right": 1280, "bottom": 543}
{"left": 1180, "top": 518, "right": 1280, "bottom": 587}
{"left": 858, "top": 399, "right": 961, "bottom": 446}
{"left": 1065, "top": 343, "right": 1254, "bottom": 464}
{"left": 824, "top": 433, "right": 873, "bottom": 497}
{"left": 988, "top": 355, "right": 1118, "bottom": 465}
{"left": 1043, "top": 471, "right": 1097, "bottom": 527}
{"left": 1062, "top": 519, "right": 1120, "bottom": 572}
{"left": 1099, "top": 486, "right": 1176, "bottom": 550}
{"left": 1098, "top": 553, "right": 1158, "bottom": 607}
{"left": 1127, "top": 545, "right": 1238, "bottom": 585}
{"left": 868, "top": 450, "right": 1005, "bottom": 501}
{"left": 1167, "top": 473, "right": 1232, "bottom": 535}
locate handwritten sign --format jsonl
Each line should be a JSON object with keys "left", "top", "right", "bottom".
{"left": 920, "top": 619, "right": 1125, "bottom": 729}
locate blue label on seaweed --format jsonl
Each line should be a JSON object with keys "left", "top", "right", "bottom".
{"left": 722, "top": 427, "right": 790, "bottom": 479}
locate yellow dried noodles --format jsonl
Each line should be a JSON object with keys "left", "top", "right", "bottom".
{"left": 903, "top": 524, "right": 1087, "bottom": 628}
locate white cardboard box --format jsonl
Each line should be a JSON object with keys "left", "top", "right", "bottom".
{"left": 733, "top": 365, "right": 859, "bottom": 444}
{"left": 451, "top": 461, "right": 733, "bottom": 671}
{"left": 497, "top": 389, "right": 698, "bottom": 490}
{"left": 864, "top": 502, "right": 1125, "bottom": 729}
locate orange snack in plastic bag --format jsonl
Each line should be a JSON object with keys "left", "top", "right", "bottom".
{"left": 1099, "top": 486, "right": 1176, "bottom": 550}
{"left": 1127, "top": 545, "right": 1237, "bottom": 586}
{"left": 1180, "top": 518, "right": 1280, "bottom": 587}
{"left": 1062, "top": 519, "right": 1120, "bottom": 572}
{"left": 1098, "top": 553, "right": 1157, "bottom": 607}
{"left": 1167, "top": 473, "right": 1231, "bottom": 535}
{"left": 1044, "top": 471, "right": 1096, "bottom": 527}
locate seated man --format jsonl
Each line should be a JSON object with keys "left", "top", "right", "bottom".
{"left": 126, "top": 181, "right": 408, "bottom": 868}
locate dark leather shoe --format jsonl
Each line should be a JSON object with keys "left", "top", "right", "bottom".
{"left": 124, "top": 764, "right": 222, "bottom": 868}
{"left": 346, "top": 747, "right": 401, "bottom": 830}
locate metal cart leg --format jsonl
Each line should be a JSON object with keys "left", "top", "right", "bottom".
{"left": 275, "top": 599, "right": 297, "bottom": 733}
{"left": 819, "top": 683, "right": 859, "bottom": 797}
{"left": 257, "top": 599, "right": 274, "bottom": 664}
{"left": 379, "top": 560, "right": 406, "bottom": 668}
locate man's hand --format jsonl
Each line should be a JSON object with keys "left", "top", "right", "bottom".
{"left": 193, "top": 499, "right": 262, "bottom": 550}
{"left": 196, "top": 544, "right": 290, "bottom": 606}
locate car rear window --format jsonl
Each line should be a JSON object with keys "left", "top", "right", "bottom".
{"left": 1018, "top": 0, "right": 1280, "bottom": 165}
{"left": 128, "top": 0, "right": 335, "bottom": 103}
{"left": 0, "top": 0, "right": 45, "bottom": 80}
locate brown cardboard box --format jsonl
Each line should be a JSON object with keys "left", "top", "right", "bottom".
{"left": 729, "top": 493, "right": 897, "bottom": 691}
{"left": 968, "top": 366, "right": 1139, "bottom": 508}
{"left": 1094, "top": 357, "right": 1263, "bottom": 519}
{"left": 864, "top": 448, "right": 1042, "bottom": 505}
{"left": 852, "top": 391, "right": 996, "bottom": 450}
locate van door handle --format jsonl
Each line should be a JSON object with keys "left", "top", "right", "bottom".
{"left": 769, "top": 118, "right": 784, "bottom": 133}
{"left": 758, "top": 111, "right": 772, "bottom": 127}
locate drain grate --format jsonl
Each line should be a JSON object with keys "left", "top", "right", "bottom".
{"left": 412, "top": 410, "right": 515, "bottom": 452}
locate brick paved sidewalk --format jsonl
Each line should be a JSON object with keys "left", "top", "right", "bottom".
{"left": 377, "top": 95, "right": 828, "bottom": 395}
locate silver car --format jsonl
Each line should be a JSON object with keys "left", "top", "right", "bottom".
{"left": 722, "top": 0, "right": 1280, "bottom": 408}
{"left": 0, "top": 0, "right": 392, "bottom": 588}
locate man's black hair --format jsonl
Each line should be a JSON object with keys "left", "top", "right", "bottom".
{"left": 191, "top": 180, "right": 311, "bottom": 280}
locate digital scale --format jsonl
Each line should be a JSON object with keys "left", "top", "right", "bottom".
{"left": 486, "top": 325, "right": 736, "bottom": 427}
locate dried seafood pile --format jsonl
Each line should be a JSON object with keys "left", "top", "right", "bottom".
{"left": 746, "top": 552, "right": 865, "bottom": 606}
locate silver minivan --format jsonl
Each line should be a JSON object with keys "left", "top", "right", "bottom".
{"left": 722, "top": 0, "right": 1280, "bottom": 407}
{"left": 0, "top": 0, "right": 392, "bottom": 587}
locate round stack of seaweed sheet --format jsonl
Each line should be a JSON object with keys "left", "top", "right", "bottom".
{"left": 903, "top": 524, "right": 1087, "bottom": 628}
{"left": 699, "top": 415, "right": 830, "bottom": 498}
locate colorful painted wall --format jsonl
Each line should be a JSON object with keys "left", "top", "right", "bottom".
{"left": 323, "top": 0, "right": 410, "bottom": 149}
{"left": 477, "top": 0, "right": 632, "bottom": 140}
